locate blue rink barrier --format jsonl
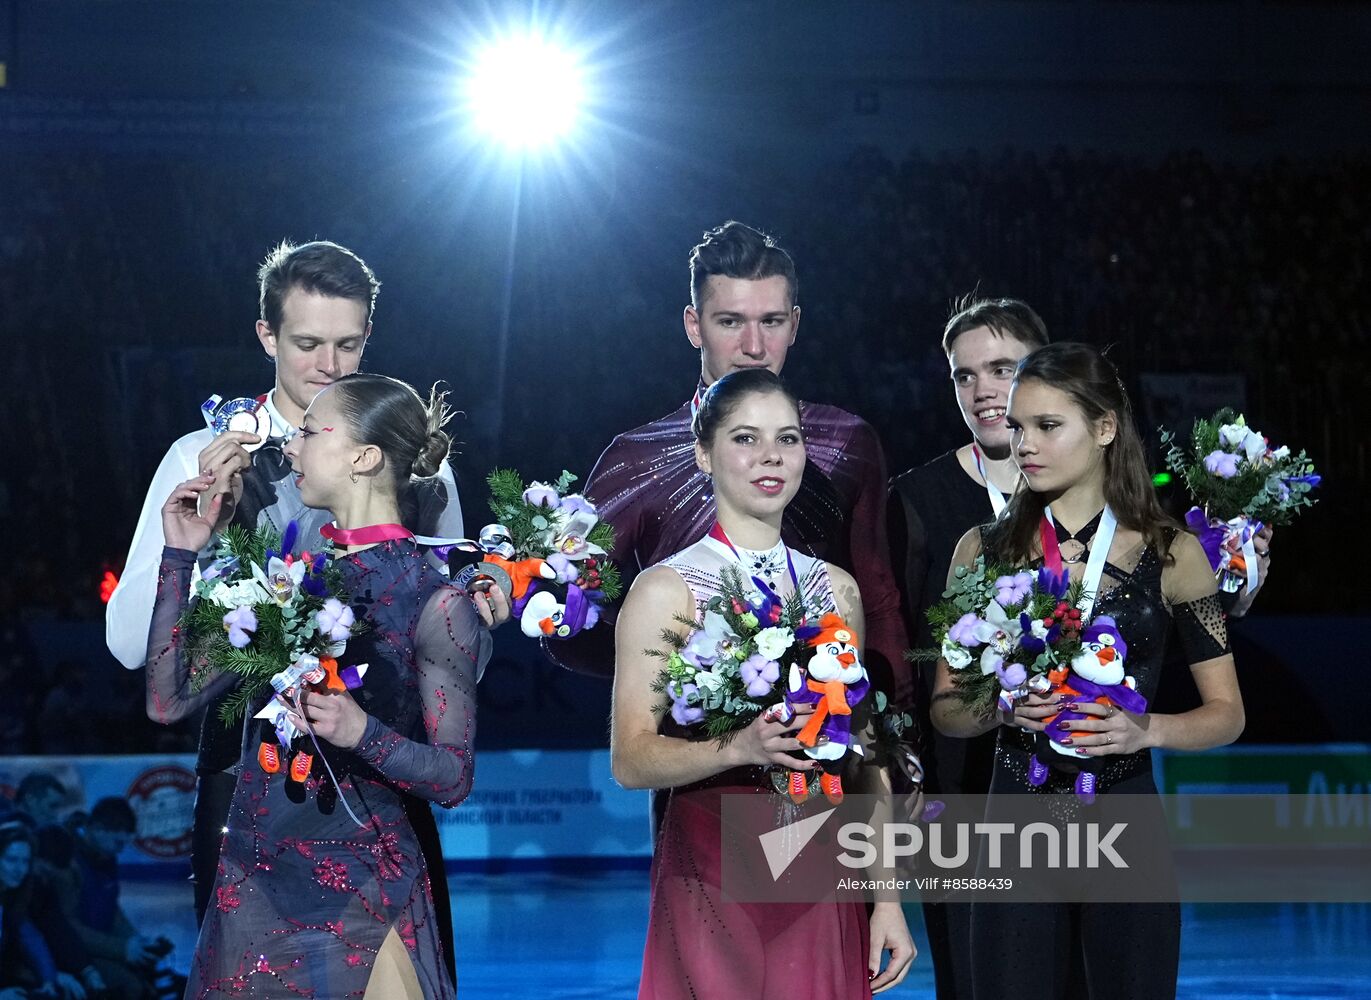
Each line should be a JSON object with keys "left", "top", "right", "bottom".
{"left": 4, "top": 744, "right": 1364, "bottom": 877}
{"left": 0, "top": 749, "right": 654, "bottom": 876}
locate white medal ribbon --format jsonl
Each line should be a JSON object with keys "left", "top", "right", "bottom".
{"left": 1044, "top": 505, "right": 1117, "bottom": 623}
{"left": 972, "top": 445, "right": 1009, "bottom": 518}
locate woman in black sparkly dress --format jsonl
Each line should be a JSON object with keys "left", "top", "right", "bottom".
{"left": 931, "top": 343, "right": 1245, "bottom": 1000}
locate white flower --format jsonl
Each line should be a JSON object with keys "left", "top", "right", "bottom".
{"left": 1272, "top": 445, "right": 1290, "bottom": 461}
{"left": 1218, "top": 421, "right": 1248, "bottom": 450}
{"left": 942, "top": 641, "right": 973, "bottom": 671}
{"left": 207, "top": 578, "right": 271, "bottom": 609}
{"left": 1242, "top": 429, "right": 1266, "bottom": 464}
{"left": 1029, "top": 619, "right": 1050, "bottom": 642}
{"left": 204, "top": 581, "right": 235, "bottom": 608}
{"left": 754, "top": 626, "right": 794, "bottom": 660}
{"left": 548, "top": 509, "right": 607, "bottom": 561}
{"left": 316, "top": 598, "right": 355, "bottom": 645}
{"left": 695, "top": 670, "right": 726, "bottom": 693}
{"left": 251, "top": 557, "right": 306, "bottom": 607}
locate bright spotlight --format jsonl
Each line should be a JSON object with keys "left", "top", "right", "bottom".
{"left": 465, "top": 35, "right": 586, "bottom": 150}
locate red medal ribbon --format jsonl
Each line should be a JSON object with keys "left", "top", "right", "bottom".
{"left": 319, "top": 523, "right": 414, "bottom": 547}
{"left": 1039, "top": 515, "right": 1065, "bottom": 575}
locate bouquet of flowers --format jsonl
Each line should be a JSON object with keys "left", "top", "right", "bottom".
{"left": 446, "top": 469, "right": 620, "bottom": 639}
{"left": 650, "top": 565, "right": 875, "bottom": 804}
{"left": 179, "top": 520, "right": 363, "bottom": 729}
{"left": 1160, "top": 408, "right": 1320, "bottom": 593}
{"left": 915, "top": 558, "right": 1147, "bottom": 801}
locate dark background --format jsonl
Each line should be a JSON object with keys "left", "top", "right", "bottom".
{"left": 0, "top": 0, "right": 1365, "bottom": 756}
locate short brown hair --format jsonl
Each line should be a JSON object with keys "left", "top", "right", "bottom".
{"left": 257, "top": 240, "right": 380, "bottom": 332}
{"left": 942, "top": 295, "right": 1048, "bottom": 356}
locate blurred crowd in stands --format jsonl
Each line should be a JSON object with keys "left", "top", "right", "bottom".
{"left": 0, "top": 774, "right": 183, "bottom": 998}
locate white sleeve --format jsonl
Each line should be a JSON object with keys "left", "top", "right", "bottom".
{"left": 429, "top": 461, "right": 488, "bottom": 673}
{"left": 435, "top": 459, "right": 465, "bottom": 538}
{"left": 106, "top": 432, "right": 208, "bottom": 670}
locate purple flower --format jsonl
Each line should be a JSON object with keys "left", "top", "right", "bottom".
{"left": 557, "top": 493, "right": 595, "bottom": 516}
{"left": 1018, "top": 613, "right": 1060, "bottom": 654}
{"left": 995, "top": 661, "right": 1027, "bottom": 689}
{"left": 1036, "top": 566, "right": 1070, "bottom": 601}
{"left": 222, "top": 606, "right": 258, "bottom": 648}
{"left": 523, "top": 482, "right": 559, "bottom": 508}
{"left": 948, "top": 612, "right": 989, "bottom": 647}
{"left": 994, "top": 572, "right": 1034, "bottom": 607}
{"left": 680, "top": 636, "right": 719, "bottom": 670}
{"left": 265, "top": 520, "right": 300, "bottom": 564}
{"left": 740, "top": 654, "right": 781, "bottom": 698}
{"left": 300, "top": 566, "right": 328, "bottom": 598}
{"left": 1285, "top": 473, "right": 1321, "bottom": 488}
{"left": 1204, "top": 450, "right": 1241, "bottom": 478}
{"left": 670, "top": 682, "right": 704, "bottom": 726}
{"left": 679, "top": 612, "right": 739, "bottom": 669}
{"left": 546, "top": 552, "right": 579, "bottom": 584}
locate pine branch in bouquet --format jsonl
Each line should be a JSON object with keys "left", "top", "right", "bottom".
{"left": 701, "top": 710, "right": 757, "bottom": 743}
{"left": 220, "top": 522, "right": 272, "bottom": 569}
{"left": 780, "top": 588, "right": 809, "bottom": 629}
{"left": 485, "top": 468, "right": 545, "bottom": 553}
{"left": 950, "top": 668, "right": 1002, "bottom": 722}
{"left": 593, "top": 559, "right": 623, "bottom": 603}
{"left": 217, "top": 680, "right": 271, "bottom": 726}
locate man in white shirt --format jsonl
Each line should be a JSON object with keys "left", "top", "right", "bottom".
{"left": 105, "top": 241, "right": 472, "bottom": 976}
{"left": 107, "top": 241, "right": 467, "bottom": 667}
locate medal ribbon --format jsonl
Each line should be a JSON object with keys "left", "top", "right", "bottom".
{"left": 706, "top": 522, "right": 800, "bottom": 593}
{"left": 1040, "top": 505, "right": 1117, "bottom": 623}
{"left": 320, "top": 523, "right": 415, "bottom": 547}
{"left": 971, "top": 444, "right": 1009, "bottom": 518}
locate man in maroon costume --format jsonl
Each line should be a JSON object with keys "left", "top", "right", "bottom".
{"left": 545, "top": 221, "right": 910, "bottom": 711}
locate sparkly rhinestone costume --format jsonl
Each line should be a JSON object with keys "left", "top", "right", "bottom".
{"left": 147, "top": 540, "right": 480, "bottom": 998}
{"left": 970, "top": 530, "right": 1230, "bottom": 1000}
{"left": 544, "top": 390, "right": 911, "bottom": 705}
{"left": 638, "top": 535, "right": 872, "bottom": 1000}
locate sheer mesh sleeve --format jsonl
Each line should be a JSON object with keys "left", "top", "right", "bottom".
{"left": 1165, "top": 532, "right": 1232, "bottom": 664}
{"left": 145, "top": 547, "right": 238, "bottom": 724}
{"left": 354, "top": 585, "right": 481, "bottom": 807}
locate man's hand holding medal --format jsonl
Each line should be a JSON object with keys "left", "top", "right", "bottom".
{"left": 196, "top": 395, "right": 272, "bottom": 524}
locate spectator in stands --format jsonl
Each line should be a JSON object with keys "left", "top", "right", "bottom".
{"left": 55, "top": 798, "right": 166, "bottom": 999}
{"left": 0, "top": 821, "right": 106, "bottom": 1000}
{"left": 13, "top": 773, "right": 67, "bottom": 830}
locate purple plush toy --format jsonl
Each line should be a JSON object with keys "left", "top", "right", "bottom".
{"left": 1029, "top": 615, "right": 1148, "bottom": 804}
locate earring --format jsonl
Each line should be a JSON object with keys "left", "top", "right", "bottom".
{"left": 350, "top": 471, "right": 359, "bottom": 484}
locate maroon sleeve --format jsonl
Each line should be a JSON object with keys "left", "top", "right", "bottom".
{"left": 539, "top": 434, "right": 641, "bottom": 677}
{"left": 845, "top": 421, "right": 913, "bottom": 707}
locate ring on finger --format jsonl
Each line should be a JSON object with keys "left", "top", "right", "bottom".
{"left": 1105, "top": 734, "right": 1113, "bottom": 745}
